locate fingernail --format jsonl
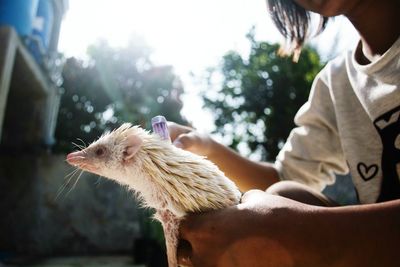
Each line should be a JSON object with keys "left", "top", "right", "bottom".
{"left": 173, "top": 140, "right": 183, "bottom": 148}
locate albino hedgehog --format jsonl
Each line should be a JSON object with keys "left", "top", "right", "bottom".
{"left": 66, "top": 122, "right": 241, "bottom": 267}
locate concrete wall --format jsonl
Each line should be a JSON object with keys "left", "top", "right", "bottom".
{"left": 0, "top": 154, "right": 141, "bottom": 256}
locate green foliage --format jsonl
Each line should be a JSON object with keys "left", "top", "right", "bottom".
{"left": 55, "top": 37, "right": 187, "bottom": 152}
{"left": 203, "top": 33, "right": 324, "bottom": 161}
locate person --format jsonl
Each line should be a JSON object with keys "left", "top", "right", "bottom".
{"left": 168, "top": 0, "right": 400, "bottom": 266}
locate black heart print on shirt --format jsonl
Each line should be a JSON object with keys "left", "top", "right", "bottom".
{"left": 357, "top": 162, "right": 378, "bottom": 181}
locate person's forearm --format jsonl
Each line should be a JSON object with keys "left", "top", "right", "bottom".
{"left": 282, "top": 199, "right": 400, "bottom": 266}
{"left": 206, "top": 139, "right": 279, "bottom": 192}
{"left": 316, "top": 199, "right": 400, "bottom": 266}
{"left": 240, "top": 197, "right": 400, "bottom": 266}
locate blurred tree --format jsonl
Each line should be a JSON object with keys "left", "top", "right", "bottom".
{"left": 203, "top": 32, "right": 324, "bottom": 161}
{"left": 55, "top": 37, "right": 186, "bottom": 152}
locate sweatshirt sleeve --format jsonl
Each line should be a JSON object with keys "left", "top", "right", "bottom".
{"left": 274, "top": 67, "right": 349, "bottom": 192}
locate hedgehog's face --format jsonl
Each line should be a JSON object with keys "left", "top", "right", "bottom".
{"left": 66, "top": 124, "right": 144, "bottom": 179}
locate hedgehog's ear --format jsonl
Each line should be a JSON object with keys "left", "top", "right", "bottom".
{"left": 123, "top": 134, "right": 142, "bottom": 161}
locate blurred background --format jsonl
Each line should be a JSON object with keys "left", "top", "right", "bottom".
{"left": 0, "top": 0, "right": 359, "bottom": 266}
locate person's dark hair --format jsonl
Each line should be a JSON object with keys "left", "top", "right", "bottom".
{"left": 267, "top": 0, "right": 328, "bottom": 61}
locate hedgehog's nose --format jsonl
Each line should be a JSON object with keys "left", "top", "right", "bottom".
{"left": 66, "top": 151, "right": 85, "bottom": 165}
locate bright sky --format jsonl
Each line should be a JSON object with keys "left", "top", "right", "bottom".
{"left": 59, "top": 0, "right": 359, "bottom": 133}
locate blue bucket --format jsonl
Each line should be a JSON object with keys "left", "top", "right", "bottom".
{"left": 0, "top": 0, "right": 39, "bottom": 36}
{"left": 32, "top": 0, "right": 54, "bottom": 50}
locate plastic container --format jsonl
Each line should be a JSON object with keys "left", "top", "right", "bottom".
{"left": 151, "top": 115, "right": 171, "bottom": 142}
{"left": 32, "top": 0, "right": 54, "bottom": 50}
{"left": 0, "top": 0, "right": 39, "bottom": 36}
{"left": 28, "top": 0, "right": 55, "bottom": 64}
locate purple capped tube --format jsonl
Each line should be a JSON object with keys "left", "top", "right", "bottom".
{"left": 151, "top": 115, "right": 171, "bottom": 142}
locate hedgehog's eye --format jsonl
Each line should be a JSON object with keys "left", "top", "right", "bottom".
{"left": 95, "top": 147, "right": 105, "bottom": 156}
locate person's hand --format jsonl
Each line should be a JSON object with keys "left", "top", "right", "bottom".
{"left": 177, "top": 190, "right": 313, "bottom": 267}
{"left": 168, "top": 122, "right": 214, "bottom": 156}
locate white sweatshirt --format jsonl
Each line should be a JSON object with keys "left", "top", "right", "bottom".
{"left": 275, "top": 37, "right": 400, "bottom": 204}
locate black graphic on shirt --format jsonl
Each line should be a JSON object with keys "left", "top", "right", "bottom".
{"left": 357, "top": 162, "right": 378, "bottom": 181}
{"left": 373, "top": 105, "right": 400, "bottom": 202}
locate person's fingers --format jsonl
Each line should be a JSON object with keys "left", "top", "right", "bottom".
{"left": 177, "top": 239, "right": 193, "bottom": 267}
{"left": 179, "top": 215, "right": 195, "bottom": 240}
{"left": 167, "top": 122, "right": 194, "bottom": 141}
{"left": 240, "top": 189, "right": 265, "bottom": 203}
{"left": 173, "top": 132, "right": 199, "bottom": 151}
{"left": 178, "top": 217, "right": 196, "bottom": 266}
